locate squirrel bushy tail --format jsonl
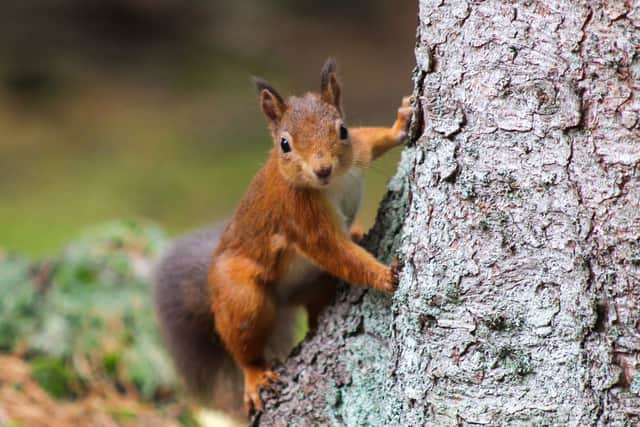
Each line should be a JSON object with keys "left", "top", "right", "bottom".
{"left": 153, "top": 227, "right": 296, "bottom": 416}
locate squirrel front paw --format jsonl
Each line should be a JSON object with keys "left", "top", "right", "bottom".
{"left": 379, "top": 258, "right": 401, "bottom": 293}
{"left": 391, "top": 96, "right": 413, "bottom": 142}
{"left": 349, "top": 223, "right": 365, "bottom": 243}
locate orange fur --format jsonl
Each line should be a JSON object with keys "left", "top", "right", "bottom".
{"left": 349, "top": 220, "right": 365, "bottom": 242}
{"left": 351, "top": 96, "right": 412, "bottom": 166}
{"left": 208, "top": 58, "right": 411, "bottom": 414}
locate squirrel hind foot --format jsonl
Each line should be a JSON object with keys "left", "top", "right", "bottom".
{"left": 243, "top": 368, "right": 281, "bottom": 415}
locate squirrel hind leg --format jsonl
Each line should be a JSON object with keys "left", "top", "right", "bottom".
{"left": 210, "top": 256, "right": 282, "bottom": 414}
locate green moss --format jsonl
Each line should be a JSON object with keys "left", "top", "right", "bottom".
{"left": 30, "top": 357, "right": 79, "bottom": 399}
{"left": 177, "top": 409, "right": 200, "bottom": 427}
{"left": 110, "top": 409, "right": 137, "bottom": 422}
{"left": 0, "top": 256, "right": 41, "bottom": 351}
{"left": 103, "top": 352, "right": 121, "bottom": 377}
{"left": 1, "top": 221, "right": 177, "bottom": 401}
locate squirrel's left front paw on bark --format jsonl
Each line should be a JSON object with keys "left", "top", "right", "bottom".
{"left": 392, "top": 96, "right": 413, "bottom": 141}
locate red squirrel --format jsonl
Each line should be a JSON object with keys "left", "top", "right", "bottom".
{"left": 154, "top": 58, "right": 411, "bottom": 416}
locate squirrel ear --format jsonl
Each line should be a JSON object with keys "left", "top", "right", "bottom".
{"left": 253, "top": 77, "right": 286, "bottom": 126}
{"left": 320, "top": 57, "right": 342, "bottom": 114}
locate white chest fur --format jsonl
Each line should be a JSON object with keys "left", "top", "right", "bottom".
{"left": 325, "top": 168, "right": 364, "bottom": 231}
{"left": 276, "top": 168, "right": 364, "bottom": 301}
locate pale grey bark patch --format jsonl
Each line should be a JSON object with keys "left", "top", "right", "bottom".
{"left": 256, "top": 1, "right": 640, "bottom": 425}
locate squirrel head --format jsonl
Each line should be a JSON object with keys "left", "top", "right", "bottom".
{"left": 254, "top": 58, "right": 354, "bottom": 189}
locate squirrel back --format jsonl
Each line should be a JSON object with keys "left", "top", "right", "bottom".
{"left": 153, "top": 227, "right": 296, "bottom": 416}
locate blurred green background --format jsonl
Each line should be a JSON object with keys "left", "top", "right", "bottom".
{"left": 0, "top": 0, "right": 416, "bottom": 255}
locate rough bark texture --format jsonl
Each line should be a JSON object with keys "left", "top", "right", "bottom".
{"left": 255, "top": 1, "right": 640, "bottom": 425}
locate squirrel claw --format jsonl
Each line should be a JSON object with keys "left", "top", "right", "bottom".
{"left": 244, "top": 390, "right": 263, "bottom": 415}
{"left": 380, "top": 258, "right": 402, "bottom": 293}
{"left": 263, "top": 369, "right": 282, "bottom": 385}
{"left": 389, "top": 258, "right": 402, "bottom": 291}
{"left": 243, "top": 369, "right": 281, "bottom": 415}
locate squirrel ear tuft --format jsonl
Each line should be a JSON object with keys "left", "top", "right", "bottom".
{"left": 320, "top": 58, "right": 337, "bottom": 86}
{"left": 252, "top": 76, "right": 286, "bottom": 126}
{"left": 320, "top": 58, "right": 342, "bottom": 114}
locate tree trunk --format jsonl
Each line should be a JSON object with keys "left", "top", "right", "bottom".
{"left": 255, "top": 1, "right": 640, "bottom": 425}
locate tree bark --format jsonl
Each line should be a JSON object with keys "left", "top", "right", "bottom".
{"left": 255, "top": 1, "right": 640, "bottom": 425}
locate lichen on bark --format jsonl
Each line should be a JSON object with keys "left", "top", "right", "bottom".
{"left": 257, "top": 1, "right": 640, "bottom": 425}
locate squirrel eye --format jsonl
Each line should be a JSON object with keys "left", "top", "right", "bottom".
{"left": 339, "top": 125, "right": 349, "bottom": 140}
{"left": 280, "top": 137, "right": 291, "bottom": 153}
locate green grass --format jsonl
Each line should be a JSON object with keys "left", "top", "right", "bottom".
{"left": 30, "top": 357, "right": 80, "bottom": 399}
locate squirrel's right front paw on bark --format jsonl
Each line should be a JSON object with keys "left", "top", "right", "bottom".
{"left": 380, "top": 259, "right": 401, "bottom": 293}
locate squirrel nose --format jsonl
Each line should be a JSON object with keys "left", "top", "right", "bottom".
{"left": 315, "top": 166, "right": 332, "bottom": 180}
